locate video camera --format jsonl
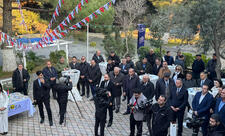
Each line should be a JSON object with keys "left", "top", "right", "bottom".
{"left": 186, "top": 115, "right": 205, "bottom": 136}
{"left": 63, "top": 75, "right": 71, "bottom": 85}
{"left": 128, "top": 99, "right": 153, "bottom": 113}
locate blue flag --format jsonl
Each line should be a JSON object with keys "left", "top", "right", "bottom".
{"left": 137, "top": 24, "right": 146, "bottom": 49}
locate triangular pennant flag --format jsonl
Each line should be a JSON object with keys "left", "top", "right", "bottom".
{"left": 81, "top": 0, "right": 84, "bottom": 6}
{"left": 76, "top": 23, "right": 81, "bottom": 28}
{"left": 78, "top": 3, "right": 82, "bottom": 10}
{"left": 80, "top": 22, "right": 84, "bottom": 26}
{"left": 52, "top": 31, "right": 59, "bottom": 39}
{"left": 62, "top": 21, "right": 68, "bottom": 27}
{"left": 69, "top": 26, "right": 76, "bottom": 30}
{"left": 62, "top": 30, "right": 68, "bottom": 34}
{"left": 61, "top": 32, "right": 66, "bottom": 37}
{"left": 2, "top": 33, "right": 5, "bottom": 42}
{"left": 62, "top": 0, "right": 64, "bottom": 4}
{"left": 53, "top": 14, "right": 56, "bottom": 21}
{"left": 69, "top": 12, "right": 73, "bottom": 19}
{"left": 85, "top": 0, "right": 88, "bottom": 3}
{"left": 66, "top": 16, "right": 70, "bottom": 24}
{"left": 59, "top": 0, "right": 62, "bottom": 8}
{"left": 93, "top": 13, "right": 98, "bottom": 18}
{"left": 55, "top": 7, "right": 59, "bottom": 16}
{"left": 99, "top": 7, "right": 105, "bottom": 13}
{"left": 104, "top": 3, "right": 109, "bottom": 10}
{"left": 39, "top": 41, "right": 43, "bottom": 48}
{"left": 58, "top": 25, "right": 62, "bottom": 32}
{"left": 75, "top": 6, "right": 79, "bottom": 13}
{"left": 60, "top": 23, "right": 65, "bottom": 30}
{"left": 89, "top": 14, "right": 93, "bottom": 20}
{"left": 11, "top": 39, "right": 14, "bottom": 47}
{"left": 111, "top": 0, "right": 116, "bottom": 4}
{"left": 72, "top": 25, "right": 78, "bottom": 29}
{"left": 85, "top": 17, "right": 90, "bottom": 22}
{"left": 96, "top": 9, "right": 102, "bottom": 15}
{"left": 82, "top": 19, "right": 87, "bottom": 25}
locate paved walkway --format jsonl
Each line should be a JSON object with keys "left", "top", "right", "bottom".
{"left": 7, "top": 93, "right": 198, "bottom": 136}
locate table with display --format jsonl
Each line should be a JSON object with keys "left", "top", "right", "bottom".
{"left": 8, "top": 93, "right": 35, "bottom": 117}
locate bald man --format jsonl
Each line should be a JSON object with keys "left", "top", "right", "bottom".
{"left": 92, "top": 50, "right": 104, "bottom": 64}
{"left": 146, "top": 49, "right": 156, "bottom": 66}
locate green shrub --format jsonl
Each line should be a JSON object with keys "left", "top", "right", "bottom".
{"left": 90, "top": 41, "right": 97, "bottom": 47}
{"left": 183, "top": 53, "right": 195, "bottom": 68}
{"left": 201, "top": 54, "right": 211, "bottom": 66}
{"left": 26, "top": 51, "right": 44, "bottom": 72}
{"left": 138, "top": 46, "right": 150, "bottom": 60}
{"left": 154, "top": 48, "right": 166, "bottom": 58}
{"left": 49, "top": 50, "right": 66, "bottom": 64}
{"left": 26, "top": 61, "right": 36, "bottom": 72}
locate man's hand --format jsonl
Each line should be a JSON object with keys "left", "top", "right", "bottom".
{"left": 175, "top": 108, "right": 180, "bottom": 111}
{"left": 140, "top": 70, "right": 144, "bottom": 73}
{"left": 80, "top": 75, "right": 85, "bottom": 79}
{"left": 194, "top": 111, "right": 198, "bottom": 116}
{"left": 64, "top": 68, "right": 69, "bottom": 71}
{"left": 123, "top": 92, "right": 126, "bottom": 96}
{"left": 89, "top": 80, "right": 93, "bottom": 83}
{"left": 210, "top": 108, "right": 214, "bottom": 114}
{"left": 69, "top": 79, "right": 72, "bottom": 83}
{"left": 23, "top": 79, "right": 26, "bottom": 82}
{"left": 109, "top": 103, "right": 112, "bottom": 106}
{"left": 171, "top": 106, "right": 178, "bottom": 112}
{"left": 108, "top": 92, "right": 112, "bottom": 97}
{"left": 40, "top": 79, "right": 45, "bottom": 84}
{"left": 0, "top": 107, "right": 6, "bottom": 111}
{"left": 116, "top": 83, "right": 120, "bottom": 86}
{"left": 50, "top": 77, "right": 56, "bottom": 81}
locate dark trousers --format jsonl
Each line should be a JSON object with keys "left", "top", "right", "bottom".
{"left": 171, "top": 109, "right": 185, "bottom": 136}
{"left": 77, "top": 79, "right": 90, "bottom": 96}
{"left": 51, "top": 84, "right": 57, "bottom": 99}
{"left": 95, "top": 117, "right": 106, "bottom": 136}
{"left": 90, "top": 84, "right": 97, "bottom": 97}
{"left": 57, "top": 94, "right": 68, "bottom": 122}
{"left": 201, "top": 118, "right": 209, "bottom": 136}
{"left": 15, "top": 87, "right": 28, "bottom": 95}
{"left": 113, "top": 96, "right": 121, "bottom": 110}
{"left": 126, "top": 95, "right": 132, "bottom": 113}
{"left": 37, "top": 98, "right": 52, "bottom": 122}
{"left": 130, "top": 113, "right": 143, "bottom": 136}
{"left": 107, "top": 105, "right": 113, "bottom": 123}
{"left": 146, "top": 114, "right": 152, "bottom": 135}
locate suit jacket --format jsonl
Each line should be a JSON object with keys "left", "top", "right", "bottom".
{"left": 152, "top": 64, "right": 162, "bottom": 75}
{"left": 169, "top": 86, "right": 188, "bottom": 111}
{"left": 146, "top": 53, "right": 156, "bottom": 66}
{"left": 164, "top": 55, "right": 174, "bottom": 65}
{"left": 129, "top": 94, "right": 147, "bottom": 121}
{"left": 78, "top": 62, "right": 89, "bottom": 80}
{"left": 172, "top": 73, "right": 185, "bottom": 79}
{"left": 135, "top": 61, "right": 153, "bottom": 75}
{"left": 214, "top": 98, "right": 225, "bottom": 126}
{"left": 69, "top": 62, "right": 80, "bottom": 69}
{"left": 155, "top": 78, "right": 175, "bottom": 100}
{"left": 192, "top": 92, "right": 213, "bottom": 118}
{"left": 87, "top": 65, "right": 102, "bottom": 85}
{"left": 108, "top": 55, "right": 121, "bottom": 67}
{"left": 192, "top": 59, "right": 205, "bottom": 74}
{"left": 12, "top": 68, "right": 30, "bottom": 90}
{"left": 123, "top": 74, "right": 140, "bottom": 98}
{"left": 119, "top": 63, "right": 130, "bottom": 75}
{"left": 100, "top": 80, "right": 113, "bottom": 103}
{"left": 42, "top": 66, "right": 58, "bottom": 85}
{"left": 109, "top": 71, "right": 124, "bottom": 97}
{"left": 140, "top": 81, "right": 154, "bottom": 100}
{"left": 183, "top": 79, "right": 197, "bottom": 89}
{"left": 33, "top": 79, "right": 51, "bottom": 101}
{"left": 197, "top": 78, "right": 213, "bottom": 90}
{"left": 92, "top": 54, "right": 104, "bottom": 64}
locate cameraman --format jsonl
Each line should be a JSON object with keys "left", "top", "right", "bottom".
{"left": 151, "top": 95, "right": 170, "bottom": 136}
{"left": 94, "top": 88, "right": 111, "bottom": 136}
{"left": 54, "top": 77, "right": 72, "bottom": 125}
{"left": 192, "top": 84, "right": 213, "bottom": 136}
{"left": 208, "top": 114, "right": 225, "bottom": 136}
{"left": 129, "top": 88, "right": 147, "bottom": 136}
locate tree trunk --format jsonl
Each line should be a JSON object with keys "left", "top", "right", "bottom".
{"left": 215, "top": 47, "right": 222, "bottom": 79}
{"left": 3, "top": 0, "right": 12, "bottom": 36}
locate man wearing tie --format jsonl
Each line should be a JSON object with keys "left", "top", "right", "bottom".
{"left": 192, "top": 84, "right": 213, "bottom": 136}
{"left": 214, "top": 88, "right": 225, "bottom": 126}
{"left": 33, "top": 71, "right": 53, "bottom": 126}
{"left": 169, "top": 78, "right": 188, "bottom": 136}
{"left": 100, "top": 74, "right": 113, "bottom": 127}
{"left": 197, "top": 72, "right": 213, "bottom": 90}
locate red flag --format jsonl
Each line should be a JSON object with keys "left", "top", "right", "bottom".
{"left": 109, "top": 2, "right": 112, "bottom": 6}
{"left": 50, "top": 37, "right": 53, "bottom": 42}
{"left": 78, "top": 3, "right": 82, "bottom": 10}
{"left": 52, "top": 31, "right": 59, "bottom": 39}
{"left": 61, "top": 32, "right": 66, "bottom": 37}
{"left": 62, "top": 0, "right": 64, "bottom": 4}
{"left": 73, "top": 9, "right": 76, "bottom": 16}
{"left": 80, "top": 22, "right": 84, "bottom": 26}
{"left": 0, "top": 32, "right": 1, "bottom": 42}
{"left": 69, "top": 14, "right": 72, "bottom": 20}
{"left": 58, "top": 5, "right": 61, "bottom": 13}
{"left": 85, "top": 0, "right": 88, "bottom": 3}
{"left": 72, "top": 25, "right": 77, "bottom": 29}
{"left": 11, "top": 40, "right": 14, "bottom": 47}
{"left": 100, "top": 7, "right": 104, "bottom": 13}
{"left": 85, "top": 17, "right": 90, "bottom": 22}
{"left": 4, "top": 34, "right": 7, "bottom": 41}
{"left": 39, "top": 41, "right": 43, "bottom": 48}
{"left": 93, "top": 13, "right": 98, "bottom": 18}
{"left": 60, "top": 24, "right": 65, "bottom": 30}
{"left": 54, "top": 11, "right": 57, "bottom": 17}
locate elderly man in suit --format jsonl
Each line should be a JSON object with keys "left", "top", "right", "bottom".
{"left": 192, "top": 84, "right": 214, "bottom": 136}
{"left": 214, "top": 88, "right": 225, "bottom": 126}
{"left": 169, "top": 78, "right": 188, "bottom": 136}
{"left": 197, "top": 72, "right": 213, "bottom": 90}
{"left": 129, "top": 88, "right": 147, "bottom": 136}
{"left": 92, "top": 50, "right": 104, "bottom": 64}
{"left": 119, "top": 59, "right": 130, "bottom": 75}
{"left": 33, "top": 71, "right": 53, "bottom": 126}
{"left": 123, "top": 68, "right": 140, "bottom": 115}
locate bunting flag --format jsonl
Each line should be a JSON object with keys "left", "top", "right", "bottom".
{"left": 16, "top": 0, "right": 28, "bottom": 31}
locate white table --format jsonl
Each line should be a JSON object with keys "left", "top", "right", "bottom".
{"left": 139, "top": 74, "right": 159, "bottom": 87}
{"left": 62, "top": 69, "right": 82, "bottom": 102}
{"left": 168, "top": 65, "right": 176, "bottom": 77}
{"left": 99, "top": 62, "right": 107, "bottom": 75}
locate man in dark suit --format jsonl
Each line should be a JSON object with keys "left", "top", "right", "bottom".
{"left": 192, "top": 54, "right": 205, "bottom": 79}
{"left": 109, "top": 67, "right": 124, "bottom": 113}
{"left": 169, "top": 78, "right": 188, "bottom": 136}
{"left": 152, "top": 58, "right": 162, "bottom": 75}
{"left": 87, "top": 60, "right": 102, "bottom": 100}
{"left": 192, "top": 84, "right": 213, "bottom": 136}
{"left": 164, "top": 51, "right": 174, "bottom": 65}
{"left": 197, "top": 72, "right": 213, "bottom": 90}
{"left": 33, "top": 71, "right": 53, "bottom": 126}
{"left": 183, "top": 72, "right": 197, "bottom": 89}
{"left": 77, "top": 56, "right": 90, "bottom": 98}
{"left": 214, "top": 88, "right": 225, "bottom": 126}
{"left": 126, "top": 55, "right": 135, "bottom": 68}
{"left": 92, "top": 50, "right": 104, "bottom": 64}
{"left": 119, "top": 59, "right": 130, "bottom": 75}
{"left": 207, "top": 53, "right": 217, "bottom": 81}
{"left": 155, "top": 72, "right": 175, "bottom": 101}
{"left": 12, "top": 64, "right": 30, "bottom": 95}
{"left": 69, "top": 56, "right": 80, "bottom": 69}
{"left": 135, "top": 57, "right": 152, "bottom": 75}
{"left": 42, "top": 61, "right": 58, "bottom": 99}
{"left": 100, "top": 74, "right": 114, "bottom": 127}
{"left": 108, "top": 51, "right": 120, "bottom": 67}
{"left": 145, "top": 49, "right": 156, "bottom": 66}
{"left": 123, "top": 68, "right": 140, "bottom": 115}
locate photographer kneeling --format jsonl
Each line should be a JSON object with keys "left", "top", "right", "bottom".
{"left": 54, "top": 76, "right": 72, "bottom": 125}
{"left": 94, "top": 88, "right": 111, "bottom": 136}
{"left": 208, "top": 114, "right": 225, "bottom": 136}
{"left": 129, "top": 88, "right": 147, "bottom": 136}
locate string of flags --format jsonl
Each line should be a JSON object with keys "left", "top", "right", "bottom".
{"left": 0, "top": 0, "right": 116, "bottom": 50}
{"left": 16, "top": 0, "right": 28, "bottom": 31}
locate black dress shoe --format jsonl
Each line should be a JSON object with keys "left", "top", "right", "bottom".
{"left": 107, "top": 122, "right": 112, "bottom": 127}
{"left": 59, "top": 120, "right": 63, "bottom": 125}
{"left": 40, "top": 118, "right": 44, "bottom": 124}
{"left": 90, "top": 98, "right": 94, "bottom": 101}
{"left": 49, "top": 121, "right": 53, "bottom": 126}
{"left": 115, "top": 109, "right": 119, "bottom": 113}
{"left": 81, "top": 93, "right": 85, "bottom": 96}
{"left": 123, "top": 111, "right": 130, "bottom": 115}
{"left": 3, "top": 132, "right": 8, "bottom": 135}
{"left": 87, "top": 95, "right": 89, "bottom": 98}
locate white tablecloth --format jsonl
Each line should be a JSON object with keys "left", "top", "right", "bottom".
{"left": 62, "top": 70, "right": 82, "bottom": 102}
{"left": 168, "top": 65, "right": 176, "bottom": 77}
{"left": 139, "top": 74, "right": 159, "bottom": 87}
{"left": 99, "top": 62, "right": 107, "bottom": 75}
{"left": 222, "top": 78, "right": 225, "bottom": 86}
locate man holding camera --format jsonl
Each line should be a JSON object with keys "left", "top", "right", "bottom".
{"left": 94, "top": 88, "right": 111, "bottom": 136}
{"left": 129, "top": 88, "right": 147, "bottom": 136}
{"left": 33, "top": 71, "right": 53, "bottom": 126}
{"left": 208, "top": 114, "right": 225, "bottom": 136}
{"left": 54, "top": 77, "right": 73, "bottom": 125}
{"left": 192, "top": 84, "right": 213, "bottom": 136}
{"left": 151, "top": 95, "right": 170, "bottom": 136}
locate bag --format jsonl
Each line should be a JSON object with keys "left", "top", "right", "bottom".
{"left": 170, "top": 122, "right": 177, "bottom": 136}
